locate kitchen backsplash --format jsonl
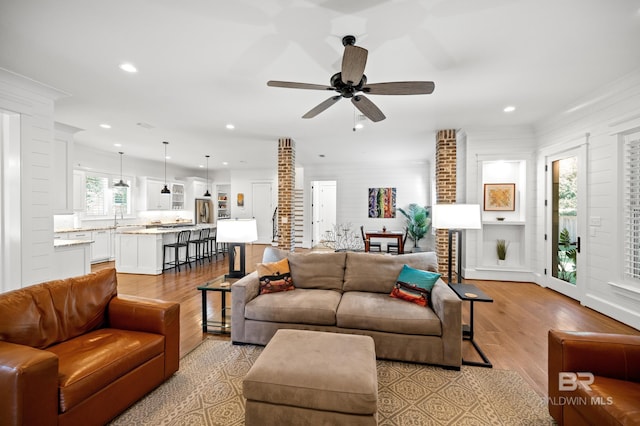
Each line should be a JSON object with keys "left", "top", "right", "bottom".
{"left": 54, "top": 211, "right": 194, "bottom": 231}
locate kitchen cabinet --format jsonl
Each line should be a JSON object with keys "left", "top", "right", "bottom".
{"left": 171, "top": 183, "right": 185, "bottom": 210}
{"left": 73, "top": 170, "right": 86, "bottom": 211}
{"left": 52, "top": 123, "right": 79, "bottom": 214}
{"left": 91, "top": 230, "right": 111, "bottom": 263}
{"left": 217, "top": 185, "right": 230, "bottom": 219}
{"left": 137, "top": 177, "right": 172, "bottom": 210}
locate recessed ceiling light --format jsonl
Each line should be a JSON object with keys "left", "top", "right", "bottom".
{"left": 199, "top": 164, "right": 204, "bottom": 168}
{"left": 225, "top": 124, "right": 235, "bottom": 130}
{"left": 222, "top": 161, "right": 229, "bottom": 166}
{"left": 165, "top": 156, "right": 171, "bottom": 160}
{"left": 355, "top": 123, "right": 364, "bottom": 130}
{"left": 119, "top": 63, "right": 138, "bottom": 73}
{"left": 503, "top": 106, "right": 516, "bottom": 113}
{"left": 113, "top": 143, "right": 122, "bottom": 147}
{"left": 100, "top": 123, "right": 111, "bottom": 129}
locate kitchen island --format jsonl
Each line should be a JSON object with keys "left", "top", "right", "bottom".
{"left": 115, "top": 224, "right": 215, "bottom": 275}
{"left": 53, "top": 239, "right": 92, "bottom": 280}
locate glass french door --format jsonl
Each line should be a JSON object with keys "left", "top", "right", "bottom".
{"left": 546, "top": 145, "right": 587, "bottom": 300}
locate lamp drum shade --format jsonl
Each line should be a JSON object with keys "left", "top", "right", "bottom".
{"left": 216, "top": 219, "right": 258, "bottom": 243}
{"left": 432, "top": 204, "right": 481, "bottom": 229}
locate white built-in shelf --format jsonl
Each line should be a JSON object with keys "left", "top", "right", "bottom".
{"left": 482, "top": 221, "right": 525, "bottom": 226}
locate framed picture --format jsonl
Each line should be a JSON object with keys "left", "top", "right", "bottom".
{"left": 368, "top": 187, "right": 396, "bottom": 218}
{"left": 237, "top": 193, "right": 244, "bottom": 207}
{"left": 484, "top": 183, "right": 515, "bottom": 211}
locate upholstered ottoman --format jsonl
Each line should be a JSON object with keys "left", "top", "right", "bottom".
{"left": 243, "top": 329, "right": 378, "bottom": 425}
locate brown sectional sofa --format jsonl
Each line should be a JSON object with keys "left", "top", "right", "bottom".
{"left": 0, "top": 268, "right": 180, "bottom": 426}
{"left": 231, "top": 248, "right": 462, "bottom": 368}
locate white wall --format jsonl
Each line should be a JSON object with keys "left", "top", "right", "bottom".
{"left": 229, "top": 168, "right": 276, "bottom": 220}
{"left": 0, "top": 68, "right": 68, "bottom": 290}
{"left": 302, "top": 161, "right": 431, "bottom": 249}
{"left": 534, "top": 68, "right": 640, "bottom": 330}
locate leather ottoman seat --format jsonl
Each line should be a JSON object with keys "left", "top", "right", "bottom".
{"left": 243, "top": 329, "right": 378, "bottom": 425}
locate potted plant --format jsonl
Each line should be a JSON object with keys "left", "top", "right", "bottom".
{"left": 496, "top": 239, "right": 509, "bottom": 265}
{"left": 399, "top": 204, "right": 431, "bottom": 252}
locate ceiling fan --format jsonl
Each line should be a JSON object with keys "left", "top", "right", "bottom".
{"left": 267, "top": 35, "right": 435, "bottom": 123}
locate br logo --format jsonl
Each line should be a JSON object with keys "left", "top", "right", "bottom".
{"left": 559, "top": 372, "right": 594, "bottom": 391}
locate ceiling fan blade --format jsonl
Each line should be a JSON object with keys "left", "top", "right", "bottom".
{"left": 341, "top": 45, "right": 368, "bottom": 85}
{"left": 363, "top": 81, "right": 435, "bottom": 95}
{"left": 267, "top": 80, "right": 333, "bottom": 91}
{"left": 302, "top": 96, "right": 342, "bottom": 119}
{"left": 351, "top": 95, "right": 385, "bottom": 122}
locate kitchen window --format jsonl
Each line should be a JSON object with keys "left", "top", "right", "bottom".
{"left": 84, "top": 172, "right": 132, "bottom": 217}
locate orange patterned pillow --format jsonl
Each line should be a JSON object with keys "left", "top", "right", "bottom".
{"left": 257, "top": 258, "right": 295, "bottom": 294}
{"left": 390, "top": 281, "right": 429, "bottom": 307}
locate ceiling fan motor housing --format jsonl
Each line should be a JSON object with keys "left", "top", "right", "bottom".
{"left": 331, "top": 72, "right": 366, "bottom": 98}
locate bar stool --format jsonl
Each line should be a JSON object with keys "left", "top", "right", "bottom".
{"left": 189, "top": 228, "right": 210, "bottom": 265}
{"left": 207, "top": 227, "right": 219, "bottom": 260}
{"left": 162, "top": 230, "right": 192, "bottom": 271}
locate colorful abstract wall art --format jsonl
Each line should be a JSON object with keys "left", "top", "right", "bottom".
{"left": 368, "top": 187, "right": 396, "bottom": 218}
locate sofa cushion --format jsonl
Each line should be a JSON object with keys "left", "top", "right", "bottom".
{"left": 0, "top": 268, "right": 117, "bottom": 349}
{"left": 287, "top": 251, "right": 346, "bottom": 292}
{"left": 46, "top": 328, "right": 164, "bottom": 413}
{"left": 337, "top": 292, "right": 442, "bottom": 336}
{"left": 245, "top": 289, "right": 341, "bottom": 326}
{"left": 257, "top": 258, "right": 295, "bottom": 294}
{"left": 568, "top": 376, "right": 640, "bottom": 425}
{"left": 343, "top": 252, "right": 438, "bottom": 293}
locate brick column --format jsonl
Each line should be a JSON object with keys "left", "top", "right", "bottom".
{"left": 277, "top": 138, "right": 295, "bottom": 252}
{"left": 435, "top": 129, "right": 457, "bottom": 279}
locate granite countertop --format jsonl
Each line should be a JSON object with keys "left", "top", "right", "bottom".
{"left": 117, "top": 224, "right": 215, "bottom": 235}
{"left": 54, "top": 222, "right": 198, "bottom": 233}
{"left": 55, "top": 226, "right": 116, "bottom": 233}
{"left": 54, "top": 239, "right": 94, "bottom": 247}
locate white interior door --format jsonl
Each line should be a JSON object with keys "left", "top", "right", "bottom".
{"left": 311, "top": 181, "right": 336, "bottom": 246}
{"left": 545, "top": 144, "right": 587, "bottom": 300}
{"left": 252, "top": 182, "right": 273, "bottom": 244}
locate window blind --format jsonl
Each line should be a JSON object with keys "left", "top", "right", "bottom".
{"left": 624, "top": 133, "right": 640, "bottom": 280}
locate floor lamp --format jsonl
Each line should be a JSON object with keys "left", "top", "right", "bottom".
{"left": 432, "top": 204, "right": 482, "bottom": 284}
{"left": 216, "top": 219, "right": 258, "bottom": 279}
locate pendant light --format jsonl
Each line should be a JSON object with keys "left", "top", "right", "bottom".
{"left": 114, "top": 151, "right": 129, "bottom": 188}
{"left": 203, "top": 154, "right": 211, "bottom": 197}
{"left": 161, "top": 141, "right": 171, "bottom": 194}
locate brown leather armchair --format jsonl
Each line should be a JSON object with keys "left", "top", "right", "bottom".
{"left": 548, "top": 329, "right": 640, "bottom": 425}
{"left": 0, "top": 268, "right": 180, "bottom": 426}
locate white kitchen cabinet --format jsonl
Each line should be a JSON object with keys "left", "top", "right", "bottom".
{"left": 171, "top": 183, "right": 185, "bottom": 210}
{"left": 52, "top": 123, "right": 79, "bottom": 214}
{"left": 138, "top": 177, "right": 172, "bottom": 210}
{"left": 73, "top": 170, "right": 86, "bottom": 211}
{"left": 91, "top": 230, "right": 111, "bottom": 263}
{"left": 110, "top": 229, "right": 116, "bottom": 260}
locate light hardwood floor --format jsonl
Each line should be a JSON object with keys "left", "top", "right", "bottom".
{"left": 94, "top": 244, "right": 639, "bottom": 398}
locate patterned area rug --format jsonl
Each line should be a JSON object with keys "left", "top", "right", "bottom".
{"left": 110, "top": 338, "right": 555, "bottom": 425}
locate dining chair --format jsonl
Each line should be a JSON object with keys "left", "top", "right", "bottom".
{"left": 360, "top": 225, "right": 381, "bottom": 252}
{"left": 387, "top": 227, "right": 409, "bottom": 254}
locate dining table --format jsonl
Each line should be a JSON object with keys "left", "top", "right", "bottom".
{"left": 364, "top": 230, "right": 405, "bottom": 254}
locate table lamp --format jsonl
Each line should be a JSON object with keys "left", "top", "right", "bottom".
{"left": 216, "top": 218, "right": 258, "bottom": 278}
{"left": 432, "top": 204, "right": 482, "bottom": 284}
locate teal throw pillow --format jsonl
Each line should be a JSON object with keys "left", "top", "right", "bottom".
{"left": 397, "top": 264, "right": 441, "bottom": 292}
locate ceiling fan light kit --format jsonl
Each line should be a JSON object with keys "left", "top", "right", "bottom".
{"left": 267, "top": 35, "right": 435, "bottom": 123}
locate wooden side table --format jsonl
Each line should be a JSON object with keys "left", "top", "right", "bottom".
{"left": 448, "top": 283, "right": 494, "bottom": 368}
